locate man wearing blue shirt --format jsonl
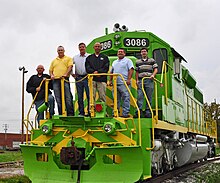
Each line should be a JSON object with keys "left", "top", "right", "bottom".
{"left": 109, "top": 48, "right": 134, "bottom": 118}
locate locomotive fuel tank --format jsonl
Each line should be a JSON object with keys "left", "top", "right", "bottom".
{"left": 175, "top": 139, "right": 208, "bottom": 167}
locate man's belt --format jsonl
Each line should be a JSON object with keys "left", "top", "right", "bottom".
{"left": 77, "top": 74, "right": 87, "bottom": 77}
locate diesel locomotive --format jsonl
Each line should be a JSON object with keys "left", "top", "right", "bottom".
{"left": 20, "top": 23, "right": 217, "bottom": 183}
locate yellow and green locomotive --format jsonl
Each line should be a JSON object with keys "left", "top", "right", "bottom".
{"left": 20, "top": 24, "right": 217, "bottom": 183}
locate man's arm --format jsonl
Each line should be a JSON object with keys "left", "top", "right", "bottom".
{"left": 49, "top": 70, "right": 55, "bottom": 80}
{"left": 108, "top": 66, "right": 114, "bottom": 86}
{"left": 63, "top": 65, "right": 73, "bottom": 77}
{"left": 126, "top": 68, "right": 134, "bottom": 85}
{"left": 150, "top": 68, "right": 158, "bottom": 79}
{"left": 44, "top": 74, "right": 53, "bottom": 90}
{"left": 85, "top": 56, "right": 95, "bottom": 74}
{"left": 26, "top": 76, "right": 36, "bottom": 94}
{"left": 135, "top": 71, "right": 139, "bottom": 85}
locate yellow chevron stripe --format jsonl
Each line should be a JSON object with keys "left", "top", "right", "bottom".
{"left": 52, "top": 137, "right": 70, "bottom": 154}
{"left": 52, "top": 128, "right": 101, "bottom": 154}
{"left": 75, "top": 101, "right": 79, "bottom": 111}
{"left": 106, "top": 95, "right": 113, "bottom": 107}
{"left": 114, "top": 117, "right": 126, "bottom": 125}
{"left": 31, "top": 128, "right": 63, "bottom": 145}
{"left": 74, "top": 129, "right": 100, "bottom": 143}
{"left": 31, "top": 135, "right": 53, "bottom": 145}
{"left": 111, "top": 131, "right": 136, "bottom": 146}
{"left": 131, "top": 78, "right": 137, "bottom": 89}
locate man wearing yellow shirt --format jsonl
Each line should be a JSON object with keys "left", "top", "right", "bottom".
{"left": 49, "top": 45, "right": 74, "bottom": 116}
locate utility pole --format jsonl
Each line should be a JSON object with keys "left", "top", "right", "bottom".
{"left": 19, "top": 66, "right": 28, "bottom": 143}
{"left": 2, "top": 124, "right": 9, "bottom": 150}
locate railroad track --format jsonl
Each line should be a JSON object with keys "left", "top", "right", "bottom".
{"left": 0, "top": 160, "right": 23, "bottom": 168}
{"left": 143, "top": 156, "right": 220, "bottom": 183}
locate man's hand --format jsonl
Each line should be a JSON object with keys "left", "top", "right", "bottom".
{"left": 108, "top": 80, "right": 113, "bottom": 86}
{"left": 36, "top": 87, "right": 41, "bottom": 92}
{"left": 126, "top": 79, "right": 131, "bottom": 85}
{"left": 93, "top": 71, "right": 100, "bottom": 77}
{"left": 150, "top": 75, "right": 155, "bottom": 80}
{"left": 71, "top": 74, "right": 76, "bottom": 78}
{"left": 51, "top": 74, "right": 55, "bottom": 80}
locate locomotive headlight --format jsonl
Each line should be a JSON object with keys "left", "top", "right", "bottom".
{"left": 41, "top": 124, "right": 51, "bottom": 134}
{"left": 114, "top": 34, "right": 121, "bottom": 40}
{"left": 103, "top": 122, "right": 115, "bottom": 135}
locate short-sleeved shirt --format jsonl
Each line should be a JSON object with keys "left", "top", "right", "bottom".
{"left": 111, "top": 57, "right": 134, "bottom": 85}
{"left": 135, "top": 58, "right": 158, "bottom": 79}
{"left": 73, "top": 53, "right": 89, "bottom": 76}
{"left": 49, "top": 55, "right": 73, "bottom": 78}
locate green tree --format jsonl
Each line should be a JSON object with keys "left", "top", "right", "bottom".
{"left": 204, "top": 101, "right": 220, "bottom": 119}
{"left": 204, "top": 100, "right": 220, "bottom": 142}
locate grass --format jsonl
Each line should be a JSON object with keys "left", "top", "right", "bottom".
{"left": 0, "top": 151, "right": 30, "bottom": 182}
{"left": 0, "top": 176, "right": 31, "bottom": 183}
{"left": 190, "top": 163, "right": 220, "bottom": 183}
{"left": 215, "top": 146, "right": 220, "bottom": 155}
{"left": 0, "top": 150, "right": 23, "bottom": 163}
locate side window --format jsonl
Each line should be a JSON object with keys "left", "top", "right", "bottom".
{"left": 153, "top": 48, "right": 168, "bottom": 74}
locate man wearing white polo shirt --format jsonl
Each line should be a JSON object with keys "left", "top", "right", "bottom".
{"left": 73, "top": 43, "right": 90, "bottom": 116}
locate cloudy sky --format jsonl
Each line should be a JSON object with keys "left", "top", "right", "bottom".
{"left": 0, "top": 0, "right": 219, "bottom": 133}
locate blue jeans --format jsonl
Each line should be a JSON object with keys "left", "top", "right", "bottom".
{"left": 76, "top": 76, "right": 90, "bottom": 115}
{"left": 112, "top": 84, "right": 130, "bottom": 116}
{"left": 137, "top": 79, "right": 154, "bottom": 116}
{"left": 53, "top": 79, "right": 74, "bottom": 116}
{"left": 35, "top": 94, "right": 55, "bottom": 122}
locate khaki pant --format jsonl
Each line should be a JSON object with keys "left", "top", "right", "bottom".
{"left": 92, "top": 81, "right": 106, "bottom": 102}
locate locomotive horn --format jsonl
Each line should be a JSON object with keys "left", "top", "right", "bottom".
{"left": 113, "top": 23, "right": 121, "bottom": 32}
{"left": 121, "top": 25, "right": 128, "bottom": 32}
{"left": 114, "top": 23, "right": 120, "bottom": 29}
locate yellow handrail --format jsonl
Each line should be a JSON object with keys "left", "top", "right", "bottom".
{"left": 24, "top": 78, "right": 54, "bottom": 143}
{"left": 87, "top": 73, "right": 141, "bottom": 145}
{"left": 24, "top": 79, "right": 46, "bottom": 143}
{"left": 141, "top": 77, "right": 160, "bottom": 150}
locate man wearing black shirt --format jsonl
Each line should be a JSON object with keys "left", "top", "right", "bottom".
{"left": 26, "top": 65, "right": 55, "bottom": 122}
{"left": 85, "top": 42, "right": 110, "bottom": 102}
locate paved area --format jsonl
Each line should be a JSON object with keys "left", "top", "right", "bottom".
{"left": 0, "top": 167, "right": 24, "bottom": 178}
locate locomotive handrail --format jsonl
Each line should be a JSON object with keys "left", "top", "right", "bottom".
{"left": 50, "top": 77, "right": 75, "bottom": 116}
{"left": 24, "top": 79, "right": 46, "bottom": 143}
{"left": 88, "top": 73, "right": 142, "bottom": 146}
{"left": 63, "top": 127, "right": 134, "bottom": 143}
{"left": 184, "top": 84, "right": 202, "bottom": 133}
{"left": 141, "top": 76, "right": 160, "bottom": 150}
{"left": 141, "top": 77, "right": 159, "bottom": 123}
{"left": 24, "top": 78, "right": 55, "bottom": 143}
{"left": 184, "top": 84, "right": 217, "bottom": 137}
{"left": 160, "top": 61, "right": 173, "bottom": 105}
